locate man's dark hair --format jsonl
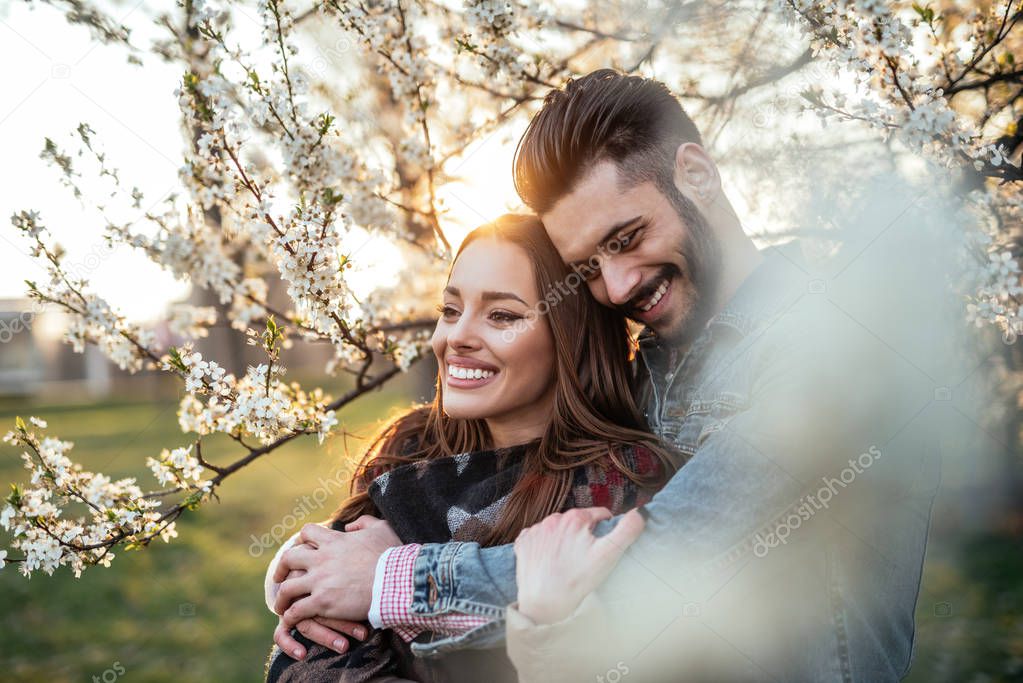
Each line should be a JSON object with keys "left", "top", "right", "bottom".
{"left": 513, "top": 69, "right": 703, "bottom": 214}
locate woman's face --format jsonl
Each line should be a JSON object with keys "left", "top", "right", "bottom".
{"left": 431, "top": 237, "right": 557, "bottom": 442}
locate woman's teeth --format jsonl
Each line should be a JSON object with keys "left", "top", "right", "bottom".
{"left": 639, "top": 279, "right": 669, "bottom": 312}
{"left": 448, "top": 365, "right": 496, "bottom": 380}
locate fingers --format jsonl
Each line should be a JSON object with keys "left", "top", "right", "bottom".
{"left": 343, "top": 514, "right": 380, "bottom": 532}
{"left": 299, "top": 522, "right": 332, "bottom": 545}
{"left": 272, "top": 543, "right": 316, "bottom": 583}
{"left": 295, "top": 618, "right": 350, "bottom": 655}
{"left": 275, "top": 619, "right": 307, "bottom": 661}
{"left": 283, "top": 595, "right": 319, "bottom": 628}
{"left": 273, "top": 573, "right": 313, "bottom": 615}
{"left": 595, "top": 508, "right": 646, "bottom": 563}
{"left": 578, "top": 506, "right": 614, "bottom": 530}
{"left": 558, "top": 507, "right": 612, "bottom": 528}
{"left": 313, "top": 616, "right": 369, "bottom": 641}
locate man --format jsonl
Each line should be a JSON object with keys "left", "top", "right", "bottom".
{"left": 271, "top": 70, "right": 945, "bottom": 681}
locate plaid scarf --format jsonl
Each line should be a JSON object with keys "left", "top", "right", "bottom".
{"left": 265, "top": 442, "right": 663, "bottom": 682}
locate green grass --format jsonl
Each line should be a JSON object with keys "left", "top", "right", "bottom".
{"left": 904, "top": 532, "right": 1023, "bottom": 682}
{"left": 0, "top": 390, "right": 1019, "bottom": 681}
{"left": 0, "top": 384, "right": 413, "bottom": 682}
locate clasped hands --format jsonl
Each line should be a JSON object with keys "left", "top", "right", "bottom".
{"left": 270, "top": 515, "right": 401, "bottom": 660}
{"left": 270, "top": 506, "right": 645, "bottom": 660}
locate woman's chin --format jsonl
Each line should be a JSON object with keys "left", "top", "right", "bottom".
{"left": 442, "top": 401, "right": 490, "bottom": 421}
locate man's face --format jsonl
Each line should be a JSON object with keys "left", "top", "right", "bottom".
{"left": 541, "top": 159, "right": 720, "bottom": 344}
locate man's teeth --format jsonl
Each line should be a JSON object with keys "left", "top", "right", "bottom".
{"left": 639, "top": 279, "right": 669, "bottom": 312}
{"left": 448, "top": 365, "right": 496, "bottom": 380}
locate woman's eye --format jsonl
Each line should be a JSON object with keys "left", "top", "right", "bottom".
{"left": 490, "top": 310, "right": 523, "bottom": 323}
{"left": 437, "top": 304, "right": 460, "bottom": 318}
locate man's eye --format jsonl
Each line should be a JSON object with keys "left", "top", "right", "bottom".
{"left": 617, "top": 228, "right": 641, "bottom": 249}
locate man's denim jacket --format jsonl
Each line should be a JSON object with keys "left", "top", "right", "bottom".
{"left": 402, "top": 243, "right": 943, "bottom": 681}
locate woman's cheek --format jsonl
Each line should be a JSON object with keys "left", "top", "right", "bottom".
{"left": 516, "top": 324, "right": 554, "bottom": 373}
{"left": 430, "top": 323, "right": 447, "bottom": 361}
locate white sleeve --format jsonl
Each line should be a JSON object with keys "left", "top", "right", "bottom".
{"left": 264, "top": 531, "right": 303, "bottom": 613}
{"left": 367, "top": 546, "right": 395, "bottom": 628}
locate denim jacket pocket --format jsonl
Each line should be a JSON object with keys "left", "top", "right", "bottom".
{"left": 667, "top": 391, "right": 748, "bottom": 455}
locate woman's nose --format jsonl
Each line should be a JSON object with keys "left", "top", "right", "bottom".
{"left": 447, "top": 315, "right": 482, "bottom": 350}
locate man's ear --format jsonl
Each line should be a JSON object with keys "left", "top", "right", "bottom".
{"left": 672, "top": 142, "right": 719, "bottom": 203}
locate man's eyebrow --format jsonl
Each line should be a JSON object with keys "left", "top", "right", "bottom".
{"left": 567, "top": 215, "right": 644, "bottom": 269}
{"left": 445, "top": 286, "right": 527, "bottom": 306}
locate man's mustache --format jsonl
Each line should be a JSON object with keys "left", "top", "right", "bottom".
{"left": 621, "top": 264, "right": 685, "bottom": 316}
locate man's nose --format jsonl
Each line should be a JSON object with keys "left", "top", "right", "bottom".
{"left": 601, "top": 258, "right": 641, "bottom": 307}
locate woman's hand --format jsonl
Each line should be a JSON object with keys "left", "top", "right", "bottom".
{"left": 272, "top": 516, "right": 402, "bottom": 657}
{"left": 273, "top": 614, "right": 370, "bottom": 659}
{"left": 514, "top": 507, "right": 645, "bottom": 625}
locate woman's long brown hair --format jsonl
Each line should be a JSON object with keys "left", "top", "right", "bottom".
{"left": 330, "top": 214, "right": 678, "bottom": 545}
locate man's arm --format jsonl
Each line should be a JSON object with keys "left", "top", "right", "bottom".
{"left": 282, "top": 302, "right": 921, "bottom": 667}
{"left": 386, "top": 311, "right": 910, "bottom": 659}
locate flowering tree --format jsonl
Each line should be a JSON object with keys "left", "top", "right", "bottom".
{"left": 3, "top": 0, "right": 1020, "bottom": 577}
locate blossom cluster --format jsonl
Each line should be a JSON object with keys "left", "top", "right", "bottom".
{"left": 170, "top": 346, "right": 338, "bottom": 446}
{"left": 167, "top": 304, "right": 218, "bottom": 340}
{"left": 967, "top": 251, "right": 1023, "bottom": 338}
{"left": 456, "top": 0, "right": 549, "bottom": 85}
{"left": 1, "top": 419, "right": 180, "bottom": 578}
{"left": 11, "top": 211, "right": 158, "bottom": 373}
{"left": 782, "top": 0, "right": 1022, "bottom": 338}
{"left": 782, "top": 1, "right": 990, "bottom": 168}
{"left": 147, "top": 445, "right": 209, "bottom": 489}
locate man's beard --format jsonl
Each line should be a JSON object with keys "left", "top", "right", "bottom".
{"left": 648, "top": 173, "right": 722, "bottom": 346}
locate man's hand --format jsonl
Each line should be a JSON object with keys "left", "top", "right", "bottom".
{"left": 272, "top": 516, "right": 402, "bottom": 636}
{"left": 514, "top": 507, "right": 645, "bottom": 625}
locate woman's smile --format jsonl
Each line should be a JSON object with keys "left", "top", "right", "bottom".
{"left": 446, "top": 355, "right": 501, "bottom": 388}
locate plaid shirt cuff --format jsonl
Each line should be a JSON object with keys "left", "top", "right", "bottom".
{"left": 369, "top": 542, "right": 493, "bottom": 643}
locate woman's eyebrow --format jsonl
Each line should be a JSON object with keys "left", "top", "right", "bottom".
{"left": 481, "top": 291, "right": 527, "bottom": 305}
{"left": 444, "top": 286, "right": 526, "bottom": 306}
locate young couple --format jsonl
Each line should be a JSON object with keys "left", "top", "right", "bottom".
{"left": 263, "top": 70, "right": 937, "bottom": 682}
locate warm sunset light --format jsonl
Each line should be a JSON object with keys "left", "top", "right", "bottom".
{"left": 1, "top": 2, "right": 1018, "bottom": 682}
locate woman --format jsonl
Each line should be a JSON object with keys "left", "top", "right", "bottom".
{"left": 264, "top": 214, "right": 683, "bottom": 682}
